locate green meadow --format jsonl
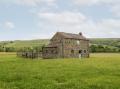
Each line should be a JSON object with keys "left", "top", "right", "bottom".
{"left": 0, "top": 53, "right": 120, "bottom": 89}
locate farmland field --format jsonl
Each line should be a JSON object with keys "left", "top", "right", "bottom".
{"left": 0, "top": 53, "right": 120, "bottom": 89}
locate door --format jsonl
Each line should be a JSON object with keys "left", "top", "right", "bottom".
{"left": 79, "top": 50, "right": 82, "bottom": 58}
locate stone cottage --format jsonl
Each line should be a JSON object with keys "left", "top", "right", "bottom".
{"left": 42, "top": 32, "right": 89, "bottom": 59}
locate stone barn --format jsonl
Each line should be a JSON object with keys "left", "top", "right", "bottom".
{"left": 42, "top": 32, "right": 89, "bottom": 59}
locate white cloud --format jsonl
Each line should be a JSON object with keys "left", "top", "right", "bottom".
{"left": 98, "top": 19, "right": 120, "bottom": 29}
{"left": 0, "top": 0, "right": 56, "bottom": 6}
{"left": 73, "top": 0, "right": 120, "bottom": 17}
{"left": 111, "top": 5, "right": 120, "bottom": 17}
{"left": 0, "top": 23, "right": 2, "bottom": 27}
{"left": 32, "top": 34, "right": 52, "bottom": 39}
{"left": 38, "top": 11, "right": 86, "bottom": 26}
{"left": 18, "top": 0, "right": 55, "bottom": 6}
{"left": 73, "top": 0, "right": 120, "bottom": 6}
{"left": 3, "top": 21, "right": 15, "bottom": 30}
{"left": 73, "top": 0, "right": 98, "bottom": 6}
{"left": 38, "top": 11, "right": 120, "bottom": 38}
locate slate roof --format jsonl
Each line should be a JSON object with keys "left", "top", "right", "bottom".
{"left": 57, "top": 32, "right": 88, "bottom": 40}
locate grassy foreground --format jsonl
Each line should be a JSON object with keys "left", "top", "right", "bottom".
{"left": 0, "top": 53, "right": 120, "bottom": 89}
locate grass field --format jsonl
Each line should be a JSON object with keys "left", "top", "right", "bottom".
{"left": 0, "top": 53, "right": 120, "bottom": 89}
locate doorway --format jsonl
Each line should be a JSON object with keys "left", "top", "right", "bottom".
{"left": 79, "top": 50, "right": 82, "bottom": 58}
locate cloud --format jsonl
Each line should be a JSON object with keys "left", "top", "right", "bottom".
{"left": 0, "top": 23, "right": 2, "bottom": 27}
{"left": 3, "top": 21, "right": 15, "bottom": 30}
{"left": 72, "top": 0, "right": 120, "bottom": 6}
{"left": 72, "top": 0, "right": 98, "bottom": 6}
{"left": 32, "top": 34, "right": 52, "bottom": 39}
{"left": 38, "top": 11, "right": 86, "bottom": 26}
{"left": 72, "top": 0, "right": 120, "bottom": 17}
{"left": 110, "top": 5, "right": 120, "bottom": 17}
{"left": 17, "top": 0, "right": 56, "bottom": 6}
{"left": 38, "top": 11, "right": 120, "bottom": 38}
{"left": 98, "top": 19, "right": 120, "bottom": 29}
{"left": 0, "top": 0, "right": 56, "bottom": 6}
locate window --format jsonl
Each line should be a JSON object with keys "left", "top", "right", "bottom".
{"left": 79, "top": 50, "right": 82, "bottom": 54}
{"left": 84, "top": 50, "right": 86, "bottom": 53}
{"left": 51, "top": 50, "right": 54, "bottom": 53}
{"left": 71, "top": 50, "right": 74, "bottom": 54}
{"left": 69, "top": 40, "right": 70, "bottom": 43}
{"left": 46, "top": 50, "right": 48, "bottom": 53}
{"left": 77, "top": 40, "right": 80, "bottom": 45}
{"left": 51, "top": 50, "right": 57, "bottom": 54}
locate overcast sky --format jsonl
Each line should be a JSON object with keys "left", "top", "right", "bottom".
{"left": 0, "top": 0, "right": 120, "bottom": 41}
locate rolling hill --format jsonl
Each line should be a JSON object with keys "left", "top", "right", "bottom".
{"left": 0, "top": 38, "right": 120, "bottom": 52}
{"left": 0, "top": 39, "right": 49, "bottom": 50}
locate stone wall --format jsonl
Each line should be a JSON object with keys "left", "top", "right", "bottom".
{"left": 42, "top": 47, "right": 58, "bottom": 59}
{"left": 17, "top": 51, "right": 42, "bottom": 59}
{"left": 63, "top": 39, "right": 89, "bottom": 58}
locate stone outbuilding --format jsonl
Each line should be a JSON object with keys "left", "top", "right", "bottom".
{"left": 42, "top": 32, "right": 89, "bottom": 59}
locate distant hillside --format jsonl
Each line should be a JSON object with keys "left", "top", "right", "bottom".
{"left": 90, "top": 38, "right": 120, "bottom": 47}
{"left": 6, "top": 39, "right": 49, "bottom": 48}
{"left": 89, "top": 38, "right": 120, "bottom": 52}
{"left": 0, "top": 38, "right": 120, "bottom": 52}
{"left": 0, "top": 39, "right": 49, "bottom": 52}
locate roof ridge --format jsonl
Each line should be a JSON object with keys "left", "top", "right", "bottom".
{"left": 57, "top": 32, "right": 88, "bottom": 40}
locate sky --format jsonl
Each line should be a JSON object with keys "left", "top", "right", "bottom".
{"left": 0, "top": 0, "right": 120, "bottom": 41}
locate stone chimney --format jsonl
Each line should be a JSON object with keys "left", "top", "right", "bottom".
{"left": 79, "top": 32, "right": 82, "bottom": 35}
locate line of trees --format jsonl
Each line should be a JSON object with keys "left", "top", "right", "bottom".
{"left": 0, "top": 46, "right": 43, "bottom": 52}
{"left": 0, "top": 46, "right": 16, "bottom": 52}
{"left": 17, "top": 46, "right": 44, "bottom": 52}
{"left": 0, "top": 45, "right": 120, "bottom": 53}
{"left": 90, "top": 45, "right": 120, "bottom": 53}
